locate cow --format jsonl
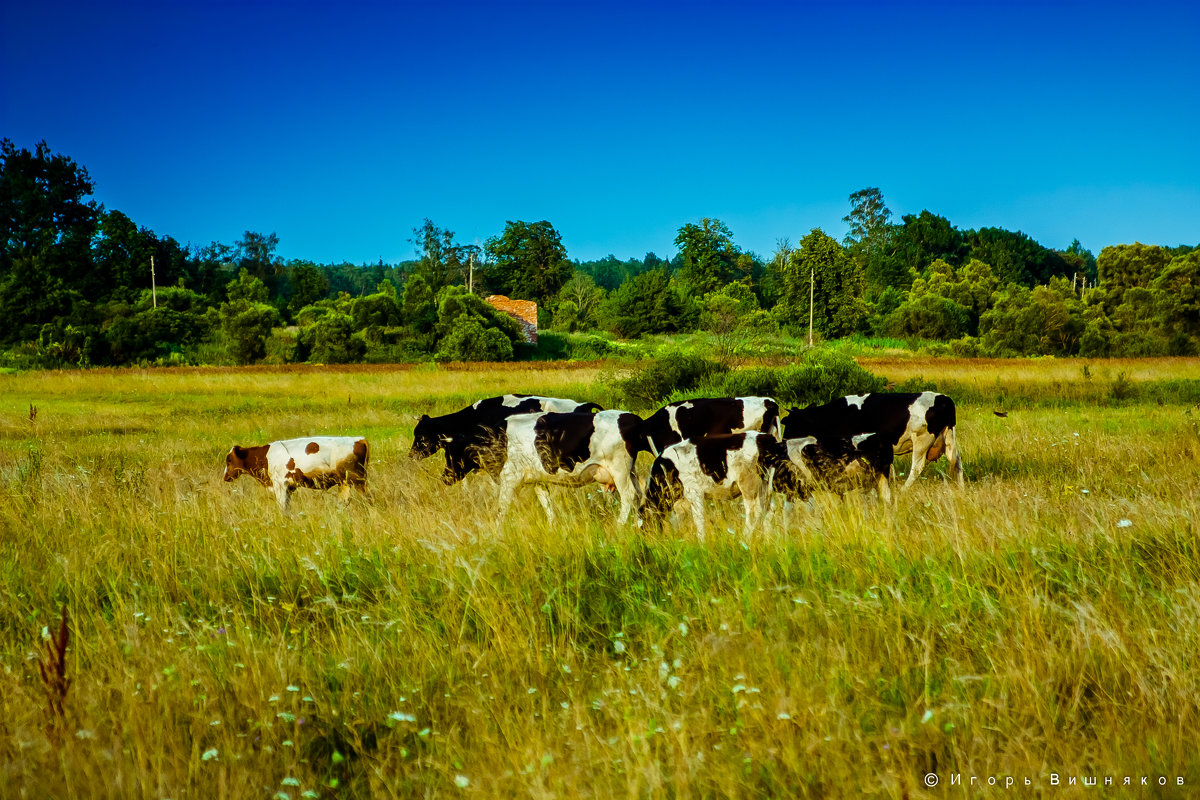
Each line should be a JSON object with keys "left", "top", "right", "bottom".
{"left": 781, "top": 392, "right": 964, "bottom": 488}
{"left": 409, "top": 394, "right": 602, "bottom": 484}
{"left": 640, "top": 397, "right": 780, "bottom": 457}
{"left": 224, "top": 436, "right": 369, "bottom": 511}
{"left": 639, "top": 431, "right": 792, "bottom": 539}
{"left": 779, "top": 432, "right": 895, "bottom": 508}
{"left": 496, "top": 409, "right": 646, "bottom": 524}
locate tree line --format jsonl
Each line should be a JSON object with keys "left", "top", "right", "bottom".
{"left": 2, "top": 139, "right": 1196, "bottom": 369}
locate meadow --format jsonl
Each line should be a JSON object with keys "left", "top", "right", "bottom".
{"left": 1, "top": 357, "right": 1199, "bottom": 798}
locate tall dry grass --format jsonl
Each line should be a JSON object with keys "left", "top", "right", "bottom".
{"left": 1, "top": 361, "right": 1198, "bottom": 798}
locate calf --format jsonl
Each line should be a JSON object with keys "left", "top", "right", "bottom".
{"left": 409, "top": 394, "right": 602, "bottom": 484}
{"left": 639, "top": 431, "right": 792, "bottom": 539}
{"left": 782, "top": 392, "right": 963, "bottom": 487}
{"left": 641, "top": 396, "right": 780, "bottom": 457}
{"left": 496, "top": 409, "right": 646, "bottom": 524}
{"left": 224, "top": 436, "right": 369, "bottom": 511}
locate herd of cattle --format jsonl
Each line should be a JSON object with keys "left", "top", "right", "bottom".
{"left": 223, "top": 392, "right": 965, "bottom": 536}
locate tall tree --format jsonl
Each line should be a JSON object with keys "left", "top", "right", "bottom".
{"left": 0, "top": 139, "right": 101, "bottom": 342}
{"left": 484, "top": 220, "right": 572, "bottom": 304}
{"left": 674, "top": 218, "right": 753, "bottom": 295}
{"left": 235, "top": 231, "right": 282, "bottom": 297}
{"left": 843, "top": 188, "right": 906, "bottom": 292}
{"left": 966, "top": 227, "right": 1070, "bottom": 286}
{"left": 779, "top": 228, "right": 867, "bottom": 338}
{"left": 893, "top": 210, "right": 967, "bottom": 274}
{"left": 411, "top": 218, "right": 468, "bottom": 292}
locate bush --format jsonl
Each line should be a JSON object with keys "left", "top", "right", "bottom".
{"left": 300, "top": 313, "right": 366, "bottom": 364}
{"left": 435, "top": 317, "right": 515, "bottom": 362}
{"left": 615, "top": 350, "right": 728, "bottom": 409}
{"left": 770, "top": 349, "right": 886, "bottom": 406}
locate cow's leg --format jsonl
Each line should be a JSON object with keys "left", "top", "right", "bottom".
{"left": 496, "top": 470, "right": 520, "bottom": 525}
{"left": 682, "top": 487, "right": 706, "bottom": 540}
{"left": 612, "top": 467, "right": 641, "bottom": 524}
{"left": 740, "top": 476, "right": 766, "bottom": 536}
{"left": 903, "top": 432, "right": 936, "bottom": 488}
{"left": 877, "top": 472, "right": 894, "bottom": 505}
{"left": 275, "top": 484, "right": 293, "bottom": 514}
{"left": 536, "top": 486, "right": 556, "bottom": 523}
{"left": 943, "top": 426, "right": 965, "bottom": 487}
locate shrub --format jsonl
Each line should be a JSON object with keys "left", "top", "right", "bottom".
{"left": 300, "top": 312, "right": 366, "bottom": 364}
{"left": 615, "top": 350, "right": 728, "bottom": 409}
{"left": 435, "top": 317, "right": 515, "bottom": 362}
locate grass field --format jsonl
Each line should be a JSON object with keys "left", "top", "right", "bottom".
{"left": 2, "top": 357, "right": 1199, "bottom": 798}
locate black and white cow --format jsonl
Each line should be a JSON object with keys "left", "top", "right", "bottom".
{"left": 779, "top": 432, "right": 896, "bottom": 508}
{"left": 639, "top": 431, "right": 791, "bottom": 538}
{"left": 781, "top": 392, "right": 963, "bottom": 488}
{"left": 640, "top": 397, "right": 780, "bottom": 457}
{"left": 496, "top": 409, "right": 646, "bottom": 524}
{"left": 409, "top": 394, "right": 602, "bottom": 484}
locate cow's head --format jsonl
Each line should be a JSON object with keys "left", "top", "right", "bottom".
{"left": 638, "top": 456, "right": 681, "bottom": 527}
{"left": 224, "top": 444, "right": 270, "bottom": 484}
{"left": 758, "top": 438, "right": 805, "bottom": 500}
{"left": 224, "top": 446, "right": 248, "bottom": 481}
{"left": 409, "top": 415, "right": 447, "bottom": 460}
{"left": 780, "top": 406, "right": 818, "bottom": 439}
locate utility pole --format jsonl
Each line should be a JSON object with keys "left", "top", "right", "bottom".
{"left": 150, "top": 255, "right": 157, "bottom": 308}
{"left": 468, "top": 251, "right": 475, "bottom": 294}
{"left": 808, "top": 267, "right": 814, "bottom": 347}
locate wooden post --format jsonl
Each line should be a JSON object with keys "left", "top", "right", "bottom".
{"left": 468, "top": 252, "right": 475, "bottom": 294}
{"left": 808, "top": 267, "right": 814, "bottom": 347}
{"left": 151, "top": 255, "right": 157, "bottom": 308}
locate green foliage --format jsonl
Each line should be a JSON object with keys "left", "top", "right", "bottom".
{"left": 0, "top": 139, "right": 100, "bottom": 343}
{"left": 434, "top": 317, "right": 514, "bottom": 362}
{"left": 843, "top": 187, "right": 909, "bottom": 292}
{"left": 1096, "top": 242, "right": 1173, "bottom": 301}
{"left": 614, "top": 350, "right": 728, "bottom": 409}
{"left": 401, "top": 274, "right": 437, "bottom": 339}
{"left": 966, "top": 227, "right": 1071, "bottom": 286}
{"left": 299, "top": 312, "right": 366, "bottom": 364}
{"left": 601, "top": 268, "right": 692, "bottom": 337}
{"left": 286, "top": 260, "right": 330, "bottom": 318}
{"left": 104, "top": 287, "right": 213, "bottom": 364}
{"left": 882, "top": 258, "right": 996, "bottom": 340}
{"left": 352, "top": 285, "right": 402, "bottom": 331}
{"left": 484, "top": 220, "right": 571, "bottom": 304}
{"left": 892, "top": 210, "right": 968, "bottom": 275}
{"left": 674, "top": 218, "right": 755, "bottom": 296}
{"left": 777, "top": 228, "right": 868, "bottom": 337}
{"left": 225, "top": 268, "right": 270, "bottom": 304}
{"left": 219, "top": 271, "right": 282, "bottom": 363}
{"left": 411, "top": 219, "right": 474, "bottom": 292}
{"left": 698, "top": 283, "right": 777, "bottom": 363}
{"left": 715, "top": 349, "right": 886, "bottom": 406}
{"left": 979, "top": 278, "right": 1085, "bottom": 356}
{"left": 552, "top": 271, "right": 605, "bottom": 332}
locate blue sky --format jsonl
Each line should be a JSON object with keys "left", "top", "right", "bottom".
{"left": 3, "top": 0, "right": 1197, "bottom": 265}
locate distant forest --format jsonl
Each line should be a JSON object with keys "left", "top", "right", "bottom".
{"left": 2, "top": 139, "right": 1197, "bottom": 369}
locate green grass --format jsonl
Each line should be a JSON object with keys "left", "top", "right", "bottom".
{"left": 1, "top": 359, "right": 1199, "bottom": 797}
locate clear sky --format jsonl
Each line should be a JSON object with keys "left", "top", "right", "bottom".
{"left": 3, "top": 0, "right": 1197, "bottom": 265}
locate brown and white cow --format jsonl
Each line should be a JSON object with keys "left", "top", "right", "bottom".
{"left": 224, "top": 436, "right": 369, "bottom": 511}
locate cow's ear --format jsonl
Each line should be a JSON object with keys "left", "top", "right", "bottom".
{"left": 415, "top": 414, "right": 428, "bottom": 422}
{"left": 232, "top": 445, "right": 247, "bottom": 458}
